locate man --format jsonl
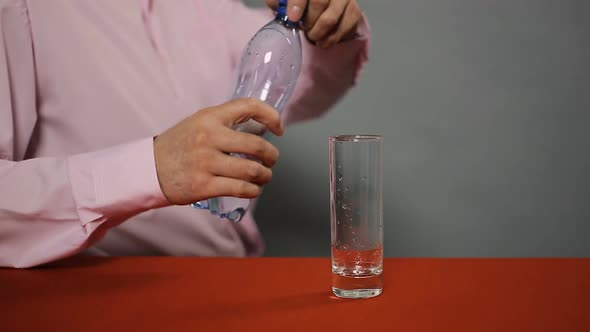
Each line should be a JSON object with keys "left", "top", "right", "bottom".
{"left": 0, "top": 0, "right": 370, "bottom": 268}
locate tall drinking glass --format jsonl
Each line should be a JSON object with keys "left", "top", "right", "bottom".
{"left": 330, "top": 135, "right": 383, "bottom": 299}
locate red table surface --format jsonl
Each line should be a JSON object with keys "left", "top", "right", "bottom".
{"left": 1, "top": 257, "right": 589, "bottom": 331}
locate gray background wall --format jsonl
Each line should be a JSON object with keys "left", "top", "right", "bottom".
{"left": 243, "top": 0, "right": 590, "bottom": 257}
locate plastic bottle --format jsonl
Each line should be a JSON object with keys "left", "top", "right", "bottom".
{"left": 192, "top": 0, "right": 302, "bottom": 222}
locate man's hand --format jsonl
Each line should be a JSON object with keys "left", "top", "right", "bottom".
{"left": 153, "top": 98, "right": 284, "bottom": 205}
{"left": 266, "top": 0, "right": 362, "bottom": 48}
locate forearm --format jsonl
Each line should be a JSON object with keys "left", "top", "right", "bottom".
{"left": 0, "top": 138, "right": 169, "bottom": 268}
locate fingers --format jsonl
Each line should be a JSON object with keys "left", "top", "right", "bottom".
{"left": 219, "top": 98, "right": 284, "bottom": 137}
{"left": 205, "top": 176, "right": 262, "bottom": 199}
{"left": 214, "top": 128, "right": 279, "bottom": 167}
{"left": 267, "top": 0, "right": 362, "bottom": 48}
{"left": 265, "top": 0, "right": 307, "bottom": 22}
{"left": 286, "top": 0, "right": 307, "bottom": 22}
{"left": 317, "top": 0, "right": 360, "bottom": 48}
{"left": 208, "top": 152, "right": 273, "bottom": 185}
{"left": 155, "top": 97, "right": 285, "bottom": 205}
{"left": 265, "top": 0, "right": 278, "bottom": 10}
{"left": 306, "top": 0, "right": 349, "bottom": 43}
{"left": 303, "top": 0, "right": 330, "bottom": 30}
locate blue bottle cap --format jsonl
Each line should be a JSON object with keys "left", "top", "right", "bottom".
{"left": 277, "top": 0, "right": 288, "bottom": 17}
{"left": 276, "top": 0, "right": 304, "bottom": 26}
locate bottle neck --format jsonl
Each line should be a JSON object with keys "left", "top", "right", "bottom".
{"left": 276, "top": 0, "right": 300, "bottom": 29}
{"left": 275, "top": 14, "right": 300, "bottom": 29}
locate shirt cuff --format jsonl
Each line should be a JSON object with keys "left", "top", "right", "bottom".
{"left": 68, "top": 137, "right": 170, "bottom": 226}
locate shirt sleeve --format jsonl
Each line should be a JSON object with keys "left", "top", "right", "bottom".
{"left": 0, "top": 0, "right": 169, "bottom": 268}
{"left": 220, "top": 0, "right": 372, "bottom": 126}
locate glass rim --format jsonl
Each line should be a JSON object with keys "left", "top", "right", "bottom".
{"left": 329, "top": 134, "right": 383, "bottom": 142}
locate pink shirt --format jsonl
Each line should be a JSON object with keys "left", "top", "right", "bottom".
{"left": 0, "top": 0, "right": 370, "bottom": 268}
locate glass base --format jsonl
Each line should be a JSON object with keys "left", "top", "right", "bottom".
{"left": 331, "top": 271, "right": 383, "bottom": 299}
{"left": 332, "top": 287, "right": 383, "bottom": 299}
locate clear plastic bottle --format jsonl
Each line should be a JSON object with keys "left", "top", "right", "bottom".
{"left": 192, "top": 0, "right": 302, "bottom": 222}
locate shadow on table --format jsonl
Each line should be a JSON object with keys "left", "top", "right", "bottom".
{"left": 196, "top": 291, "right": 353, "bottom": 320}
{"left": 0, "top": 256, "right": 177, "bottom": 299}
{"left": 0, "top": 255, "right": 119, "bottom": 270}
{"left": 43, "top": 256, "right": 123, "bottom": 268}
